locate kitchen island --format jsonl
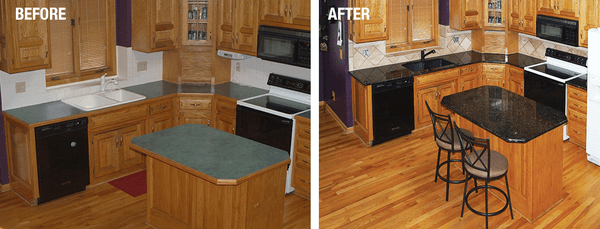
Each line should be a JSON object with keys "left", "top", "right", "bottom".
{"left": 441, "top": 86, "right": 567, "bottom": 222}
{"left": 130, "top": 124, "right": 290, "bottom": 229}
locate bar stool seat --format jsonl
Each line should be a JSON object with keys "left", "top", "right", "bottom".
{"left": 436, "top": 128, "right": 474, "bottom": 151}
{"left": 465, "top": 150, "right": 508, "bottom": 178}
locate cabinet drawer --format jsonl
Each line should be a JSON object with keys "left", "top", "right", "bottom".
{"left": 180, "top": 98, "right": 212, "bottom": 110}
{"left": 149, "top": 99, "right": 174, "bottom": 115}
{"left": 568, "top": 123, "right": 586, "bottom": 146}
{"left": 296, "top": 123, "right": 310, "bottom": 141}
{"left": 568, "top": 97, "right": 587, "bottom": 114}
{"left": 568, "top": 108, "right": 587, "bottom": 126}
{"left": 292, "top": 169, "right": 310, "bottom": 193}
{"left": 482, "top": 64, "right": 505, "bottom": 73}
{"left": 508, "top": 67, "right": 524, "bottom": 77}
{"left": 414, "top": 69, "right": 459, "bottom": 87}
{"left": 296, "top": 138, "right": 310, "bottom": 151}
{"left": 459, "top": 64, "right": 480, "bottom": 76}
{"left": 294, "top": 152, "right": 310, "bottom": 171}
{"left": 568, "top": 86, "right": 587, "bottom": 102}
{"left": 216, "top": 99, "right": 237, "bottom": 115}
{"left": 91, "top": 105, "right": 148, "bottom": 128}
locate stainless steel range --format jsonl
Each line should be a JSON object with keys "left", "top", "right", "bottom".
{"left": 236, "top": 73, "right": 310, "bottom": 194}
{"left": 524, "top": 48, "right": 587, "bottom": 140}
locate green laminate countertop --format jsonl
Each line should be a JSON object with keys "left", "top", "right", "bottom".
{"left": 131, "top": 124, "right": 290, "bottom": 180}
{"left": 4, "top": 81, "right": 268, "bottom": 124}
{"left": 297, "top": 110, "right": 310, "bottom": 119}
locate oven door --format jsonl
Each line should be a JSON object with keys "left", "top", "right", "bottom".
{"left": 235, "top": 106, "right": 294, "bottom": 154}
{"left": 524, "top": 70, "right": 566, "bottom": 113}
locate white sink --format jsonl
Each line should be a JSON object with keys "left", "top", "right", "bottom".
{"left": 62, "top": 90, "right": 146, "bottom": 111}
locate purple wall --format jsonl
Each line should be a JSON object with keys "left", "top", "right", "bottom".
{"left": 116, "top": 0, "right": 132, "bottom": 47}
{"left": 440, "top": 0, "right": 449, "bottom": 25}
{"left": 0, "top": 93, "right": 7, "bottom": 185}
{"left": 321, "top": 0, "right": 353, "bottom": 127}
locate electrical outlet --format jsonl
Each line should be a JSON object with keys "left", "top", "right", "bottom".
{"left": 363, "top": 49, "right": 370, "bottom": 57}
{"left": 332, "top": 91, "right": 336, "bottom": 101}
{"left": 15, "top": 82, "right": 26, "bottom": 93}
{"left": 522, "top": 38, "right": 527, "bottom": 44}
{"left": 453, "top": 36, "right": 460, "bottom": 43}
{"left": 235, "top": 62, "right": 241, "bottom": 72}
{"left": 137, "top": 61, "right": 147, "bottom": 71}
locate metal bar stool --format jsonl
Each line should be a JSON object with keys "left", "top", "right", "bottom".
{"left": 454, "top": 122, "right": 514, "bottom": 229}
{"left": 426, "top": 101, "right": 475, "bottom": 201}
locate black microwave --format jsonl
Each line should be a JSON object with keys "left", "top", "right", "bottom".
{"left": 257, "top": 25, "right": 310, "bottom": 68}
{"left": 536, "top": 15, "right": 578, "bottom": 46}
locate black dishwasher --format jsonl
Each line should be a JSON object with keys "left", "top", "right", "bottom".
{"left": 35, "top": 117, "right": 89, "bottom": 204}
{"left": 371, "top": 76, "right": 415, "bottom": 145}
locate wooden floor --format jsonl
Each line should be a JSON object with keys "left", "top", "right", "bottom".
{"left": 319, "top": 106, "right": 600, "bottom": 228}
{"left": 0, "top": 180, "right": 310, "bottom": 228}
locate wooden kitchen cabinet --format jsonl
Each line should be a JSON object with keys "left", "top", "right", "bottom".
{"left": 459, "top": 64, "right": 481, "bottom": 92}
{"left": 259, "top": 0, "right": 310, "bottom": 31}
{"left": 216, "top": 0, "right": 259, "bottom": 55}
{"left": 483, "top": 0, "right": 507, "bottom": 30}
{"left": 508, "top": 0, "right": 536, "bottom": 35}
{"left": 449, "top": 0, "right": 483, "bottom": 30}
{"left": 579, "top": 0, "right": 599, "bottom": 47}
{"left": 481, "top": 63, "right": 507, "bottom": 88}
{"left": 0, "top": 0, "right": 51, "bottom": 74}
{"left": 291, "top": 115, "right": 310, "bottom": 199}
{"left": 349, "top": 0, "right": 387, "bottom": 43}
{"left": 214, "top": 96, "right": 237, "bottom": 134}
{"left": 147, "top": 113, "right": 175, "bottom": 133}
{"left": 132, "top": 0, "right": 180, "bottom": 53}
{"left": 537, "top": 0, "right": 579, "bottom": 20}
{"left": 92, "top": 122, "right": 145, "bottom": 183}
{"left": 351, "top": 78, "right": 373, "bottom": 144}
{"left": 415, "top": 82, "right": 457, "bottom": 129}
{"left": 4, "top": 115, "right": 37, "bottom": 204}
{"left": 508, "top": 66, "right": 524, "bottom": 95}
{"left": 567, "top": 85, "right": 587, "bottom": 147}
{"left": 181, "top": 0, "right": 215, "bottom": 46}
{"left": 178, "top": 95, "right": 213, "bottom": 126}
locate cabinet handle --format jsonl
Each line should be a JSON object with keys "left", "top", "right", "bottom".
{"left": 153, "top": 32, "right": 156, "bottom": 43}
{"left": 300, "top": 179, "right": 310, "bottom": 184}
{"left": 120, "top": 136, "right": 123, "bottom": 147}
{"left": 191, "top": 103, "right": 202, "bottom": 106}
{"left": 210, "top": 32, "right": 212, "bottom": 41}
{"left": 574, "top": 92, "right": 583, "bottom": 97}
{"left": 152, "top": 125, "right": 155, "bottom": 132}
{"left": 304, "top": 130, "right": 310, "bottom": 134}
{"left": 302, "top": 159, "right": 309, "bottom": 164}
{"left": 575, "top": 103, "right": 582, "bottom": 108}
{"left": 115, "top": 137, "right": 119, "bottom": 147}
{"left": 575, "top": 115, "right": 583, "bottom": 120}
{"left": 574, "top": 130, "right": 582, "bottom": 135}
{"left": 236, "top": 33, "right": 239, "bottom": 44}
{"left": 463, "top": 18, "right": 466, "bottom": 25}
{"left": 303, "top": 144, "right": 309, "bottom": 149}
{"left": 45, "top": 45, "right": 48, "bottom": 58}
{"left": 462, "top": 84, "right": 464, "bottom": 90}
{"left": 503, "top": 80, "right": 505, "bottom": 87}
{"left": 521, "top": 86, "right": 523, "bottom": 92}
{"left": 285, "top": 5, "right": 288, "bottom": 17}
{"left": 208, "top": 119, "right": 210, "bottom": 125}
{"left": 581, "top": 32, "right": 583, "bottom": 39}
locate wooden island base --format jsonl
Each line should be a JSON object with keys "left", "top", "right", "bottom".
{"left": 456, "top": 116, "right": 564, "bottom": 222}
{"left": 146, "top": 157, "right": 288, "bottom": 229}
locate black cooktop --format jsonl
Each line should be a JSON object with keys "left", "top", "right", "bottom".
{"left": 243, "top": 95, "right": 310, "bottom": 115}
{"left": 529, "top": 63, "right": 583, "bottom": 80}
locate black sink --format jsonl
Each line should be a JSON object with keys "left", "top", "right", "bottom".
{"left": 402, "top": 59, "right": 455, "bottom": 72}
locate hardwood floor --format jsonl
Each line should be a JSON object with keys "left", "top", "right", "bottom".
{"left": 0, "top": 180, "right": 310, "bottom": 228}
{"left": 319, "top": 106, "right": 600, "bottom": 228}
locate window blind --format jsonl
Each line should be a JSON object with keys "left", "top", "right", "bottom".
{"left": 46, "top": 0, "right": 74, "bottom": 77}
{"left": 79, "top": 0, "right": 108, "bottom": 71}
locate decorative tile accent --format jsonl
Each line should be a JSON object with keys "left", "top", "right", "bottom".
{"left": 518, "top": 34, "right": 588, "bottom": 60}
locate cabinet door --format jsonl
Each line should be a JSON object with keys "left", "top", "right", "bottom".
{"left": 462, "top": 0, "right": 483, "bottom": 29}
{"left": 483, "top": 74, "right": 505, "bottom": 88}
{"left": 150, "top": 0, "right": 179, "bottom": 50}
{"left": 416, "top": 87, "right": 438, "bottom": 129}
{"left": 120, "top": 123, "right": 144, "bottom": 169}
{"left": 179, "top": 111, "right": 212, "bottom": 126}
{"left": 557, "top": 0, "right": 578, "bottom": 18}
{"left": 289, "top": 0, "right": 310, "bottom": 28}
{"left": 148, "top": 113, "right": 175, "bottom": 133}
{"left": 537, "top": 0, "right": 556, "bottom": 15}
{"left": 353, "top": 0, "right": 387, "bottom": 42}
{"left": 508, "top": 0, "right": 521, "bottom": 32}
{"left": 508, "top": 76, "right": 524, "bottom": 95}
{"left": 352, "top": 78, "right": 373, "bottom": 143}
{"left": 92, "top": 130, "right": 120, "bottom": 179}
{"left": 215, "top": 114, "right": 236, "bottom": 134}
{"left": 520, "top": 0, "right": 536, "bottom": 35}
{"left": 459, "top": 74, "right": 480, "bottom": 92}
{"left": 437, "top": 82, "right": 457, "bottom": 116}
{"left": 181, "top": 0, "right": 214, "bottom": 46}
{"left": 234, "top": 0, "right": 259, "bottom": 54}
{"left": 216, "top": 0, "right": 235, "bottom": 50}
{"left": 3, "top": 0, "right": 51, "bottom": 73}
{"left": 259, "top": 0, "right": 286, "bottom": 25}
{"left": 579, "top": 0, "right": 599, "bottom": 47}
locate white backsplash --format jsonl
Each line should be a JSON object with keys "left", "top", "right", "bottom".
{"left": 230, "top": 56, "right": 310, "bottom": 90}
{"left": 518, "top": 33, "right": 588, "bottom": 60}
{"left": 0, "top": 46, "right": 163, "bottom": 110}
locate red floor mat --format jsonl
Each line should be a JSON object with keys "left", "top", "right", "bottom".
{"left": 108, "top": 170, "right": 147, "bottom": 197}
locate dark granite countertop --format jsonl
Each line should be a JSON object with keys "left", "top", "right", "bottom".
{"left": 297, "top": 110, "right": 310, "bottom": 119}
{"left": 441, "top": 86, "right": 567, "bottom": 143}
{"left": 350, "top": 51, "right": 544, "bottom": 86}
{"left": 567, "top": 75, "right": 587, "bottom": 90}
{"left": 131, "top": 124, "right": 289, "bottom": 180}
{"left": 4, "top": 81, "right": 268, "bottom": 124}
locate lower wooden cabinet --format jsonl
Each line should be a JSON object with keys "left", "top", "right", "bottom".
{"left": 458, "top": 64, "right": 481, "bottom": 92}
{"left": 291, "top": 116, "right": 310, "bottom": 199}
{"left": 147, "top": 112, "right": 175, "bottom": 133}
{"left": 215, "top": 113, "right": 236, "bottom": 134}
{"left": 91, "top": 122, "right": 145, "bottom": 182}
{"left": 567, "top": 85, "right": 587, "bottom": 147}
{"left": 481, "top": 63, "right": 507, "bottom": 88}
{"left": 214, "top": 96, "right": 237, "bottom": 134}
{"left": 351, "top": 77, "right": 373, "bottom": 144}
{"left": 508, "top": 66, "right": 524, "bottom": 95}
{"left": 414, "top": 68, "right": 459, "bottom": 129}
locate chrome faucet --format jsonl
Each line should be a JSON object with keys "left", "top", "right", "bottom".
{"left": 100, "top": 73, "right": 119, "bottom": 92}
{"left": 421, "top": 49, "right": 437, "bottom": 62}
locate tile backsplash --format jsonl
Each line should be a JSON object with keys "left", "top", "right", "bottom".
{"left": 518, "top": 33, "right": 588, "bottom": 60}
{"left": 349, "top": 25, "right": 473, "bottom": 71}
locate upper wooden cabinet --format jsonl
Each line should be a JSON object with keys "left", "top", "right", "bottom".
{"left": 537, "top": 0, "right": 579, "bottom": 20}
{"left": 450, "top": 0, "right": 483, "bottom": 30}
{"left": 182, "top": 0, "right": 215, "bottom": 46}
{"left": 132, "top": 0, "right": 180, "bottom": 53}
{"left": 579, "top": 0, "right": 599, "bottom": 47}
{"left": 259, "top": 0, "right": 310, "bottom": 31}
{"left": 508, "top": 0, "right": 536, "bottom": 35}
{"left": 0, "top": 0, "right": 51, "bottom": 74}
{"left": 483, "top": 0, "right": 507, "bottom": 30}
{"left": 216, "top": 0, "right": 259, "bottom": 56}
{"left": 349, "top": 0, "right": 387, "bottom": 43}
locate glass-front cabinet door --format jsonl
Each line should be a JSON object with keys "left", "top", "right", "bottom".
{"left": 182, "top": 0, "right": 213, "bottom": 46}
{"left": 484, "top": 0, "right": 506, "bottom": 30}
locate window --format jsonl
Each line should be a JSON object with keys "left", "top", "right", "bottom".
{"left": 387, "top": 0, "right": 438, "bottom": 53}
{"left": 46, "top": 0, "right": 116, "bottom": 87}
